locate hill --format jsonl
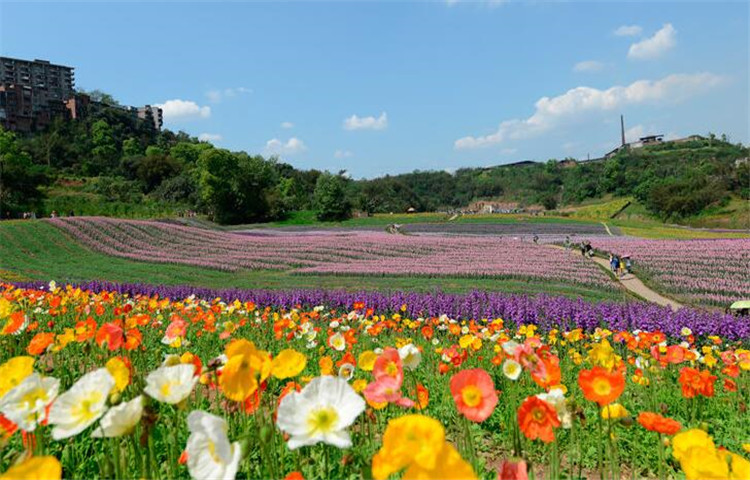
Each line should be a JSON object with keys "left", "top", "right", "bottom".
{"left": 1, "top": 95, "right": 747, "bottom": 227}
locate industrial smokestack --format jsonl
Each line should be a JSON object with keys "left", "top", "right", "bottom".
{"left": 620, "top": 115, "right": 626, "bottom": 146}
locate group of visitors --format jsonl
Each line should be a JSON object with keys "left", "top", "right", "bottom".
{"left": 579, "top": 240, "right": 594, "bottom": 258}
{"left": 609, "top": 254, "right": 632, "bottom": 277}
{"left": 15, "top": 210, "right": 73, "bottom": 220}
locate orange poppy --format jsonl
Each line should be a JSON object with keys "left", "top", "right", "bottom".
{"left": 517, "top": 396, "right": 560, "bottom": 443}
{"left": 637, "top": 412, "right": 682, "bottom": 435}
{"left": 577, "top": 366, "right": 625, "bottom": 406}
{"left": 416, "top": 383, "right": 429, "bottom": 410}
{"left": 678, "top": 367, "right": 716, "bottom": 399}
{"left": 95, "top": 322, "right": 124, "bottom": 351}
{"left": 450, "top": 368, "right": 498, "bottom": 422}
{"left": 27, "top": 332, "right": 55, "bottom": 356}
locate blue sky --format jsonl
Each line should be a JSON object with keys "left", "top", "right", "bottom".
{"left": 1, "top": 1, "right": 747, "bottom": 178}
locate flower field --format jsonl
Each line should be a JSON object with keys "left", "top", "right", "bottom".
{"left": 50, "top": 217, "right": 614, "bottom": 290}
{"left": 591, "top": 238, "right": 750, "bottom": 306}
{"left": 1, "top": 282, "right": 749, "bottom": 479}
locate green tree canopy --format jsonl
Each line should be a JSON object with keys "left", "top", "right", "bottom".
{"left": 314, "top": 172, "right": 352, "bottom": 221}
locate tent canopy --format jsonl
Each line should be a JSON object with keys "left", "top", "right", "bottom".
{"left": 729, "top": 300, "right": 750, "bottom": 310}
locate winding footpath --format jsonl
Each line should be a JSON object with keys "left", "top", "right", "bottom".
{"left": 552, "top": 245, "right": 683, "bottom": 311}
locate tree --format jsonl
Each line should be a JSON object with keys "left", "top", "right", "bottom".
{"left": 79, "top": 89, "right": 120, "bottom": 106}
{"left": 0, "top": 128, "right": 48, "bottom": 217}
{"left": 122, "top": 138, "right": 143, "bottom": 157}
{"left": 87, "top": 120, "right": 118, "bottom": 175}
{"left": 196, "top": 149, "right": 280, "bottom": 224}
{"left": 314, "top": 172, "right": 351, "bottom": 221}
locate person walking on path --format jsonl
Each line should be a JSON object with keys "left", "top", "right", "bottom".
{"left": 609, "top": 254, "right": 616, "bottom": 273}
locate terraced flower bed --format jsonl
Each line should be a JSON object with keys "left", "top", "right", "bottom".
{"left": 50, "top": 217, "right": 615, "bottom": 290}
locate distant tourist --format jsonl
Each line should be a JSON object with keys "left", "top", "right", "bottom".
{"left": 533, "top": 234, "right": 539, "bottom": 244}
{"left": 50, "top": 210, "right": 58, "bottom": 218}
{"left": 625, "top": 256, "right": 632, "bottom": 274}
{"left": 564, "top": 236, "right": 571, "bottom": 251}
{"left": 609, "top": 254, "right": 615, "bottom": 272}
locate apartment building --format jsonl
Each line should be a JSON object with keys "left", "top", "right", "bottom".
{"left": 1, "top": 56, "right": 162, "bottom": 133}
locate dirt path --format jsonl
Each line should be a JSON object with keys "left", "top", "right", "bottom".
{"left": 552, "top": 245, "right": 683, "bottom": 310}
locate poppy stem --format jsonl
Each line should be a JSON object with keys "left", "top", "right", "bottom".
{"left": 597, "top": 410, "right": 604, "bottom": 480}
{"left": 656, "top": 433, "right": 666, "bottom": 480}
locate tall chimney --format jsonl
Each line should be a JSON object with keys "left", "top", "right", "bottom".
{"left": 620, "top": 115, "right": 626, "bottom": 146}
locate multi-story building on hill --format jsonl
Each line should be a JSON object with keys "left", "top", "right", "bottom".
{"left": 137, "top": 105, "right": 163, "bottom": 131}
{"left": 0, "top": 57, "right": 75, "bottom": 109}
{"left": 1, "top": 56, "right": 162, "bottom": 133}
{"left": 0, "top": 57, "right": 76, "bottom": 132}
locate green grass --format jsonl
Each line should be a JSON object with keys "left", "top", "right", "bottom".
{"left": 188, "top": 210, "right": 604, "bottom": 231}
{"left": 0, "top": 220, "right": 625, "bottom": 302}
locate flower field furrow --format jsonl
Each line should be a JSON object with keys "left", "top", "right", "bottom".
{"left": 49, "top": 218, "right": 614, "bottom": 290}
{"left": 592, "top": 238, "right": 750, "bottom": 305}
{"left": 0, "top": 282, "right": 748, "bottom": 480}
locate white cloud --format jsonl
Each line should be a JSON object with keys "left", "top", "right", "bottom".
{"left": 624, "top": 124, "right": 645, "bottom": 143}
{"left": 628, "top": 24, "right": 676, "bottom": 60}
{"left": 156, "top": 99, "right": 211, "bottom": 121}
{"left": 614, "top": 25, "right": 642, "bottom": 37}
{"left": 343, "top": 112, "right": 388, "bottom": 131}
{"left": 573, "top": 60, "right": 605, "bottom": 73}
{"left": 454, "top": 72, "right": 724, "bottom": 149}
{"left": 334, "top": 149, "right": 353, "bottom": 159}
{"left": 198, "top": 133, "right": 223, "bottom": 142}
{"left": 264, "top": 137, "right": 307, "bottom": 156}
{"left": 281, "top": 121, "right": 294, "bottom": 129}
{"left": 206, "top": 87, "right": 251, "bottom": 103}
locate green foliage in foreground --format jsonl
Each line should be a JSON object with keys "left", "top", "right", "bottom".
{"left": 0, "top": 221, "right": 627, "bottom": 303}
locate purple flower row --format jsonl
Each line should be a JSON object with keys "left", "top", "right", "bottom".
{"left": 14, "top": 280, "right": 750, "bottom": 341}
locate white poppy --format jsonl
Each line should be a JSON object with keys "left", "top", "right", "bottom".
{"left": 48, "top": 369, "right": 114, "bottom": 440}
{"left": 338, "top": 363, "right": 355, "bottom": 381}
{"left": 92, "top": 395, "right": 144, "bottom": 438}
{"left": 329, "top": 332, "right": 346, "bottom": 351}
{"left": 276, "top": 376, "right": 365, "bottom": 449}
{"left": 186, "top": 411, "right": 242, "bottom": 480}
{"left": 502, "top": 359, "right": 522, "bottom": 381}
{"left": 0, "top": 373, "right": 60, "bottom": 432}
{"left": 398, "top": 344, "right": 421, "bottom": 371}
{"left": 536, "top": 388, "right": 572, "bottom": 429}
{"left": 144, "top": 364, "right": 198, "bottom": 404}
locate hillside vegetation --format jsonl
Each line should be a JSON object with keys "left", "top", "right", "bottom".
{"left": 1, "top": 91, "right": 747, "bottom": 226}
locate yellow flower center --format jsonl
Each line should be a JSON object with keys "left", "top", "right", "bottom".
{"left": 592, "top": 378, "right": 612, "bottom": 396}
{"left": 71, "top": 392, "right": 103, "bottom": 422}
{"left": 385, "top": 362, "right": 398, "bottom": 377}
{"left": 161, "top": 381, "right": 176, "bottom": 398}
{"left": 461, "top": 385, "right": 482, "bottom": 408}
{"left": 307, "top": 406, "right": 339, "bottom": 435}
{"left": 21, "top": 387, "right": 48, "bottom": 408}
{"left": 532, "top": 407, "right": 546, "bottom": 422}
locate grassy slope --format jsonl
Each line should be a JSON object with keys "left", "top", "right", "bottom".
{"left": 0, "top": 220, "right": 625, "bottom": 302}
